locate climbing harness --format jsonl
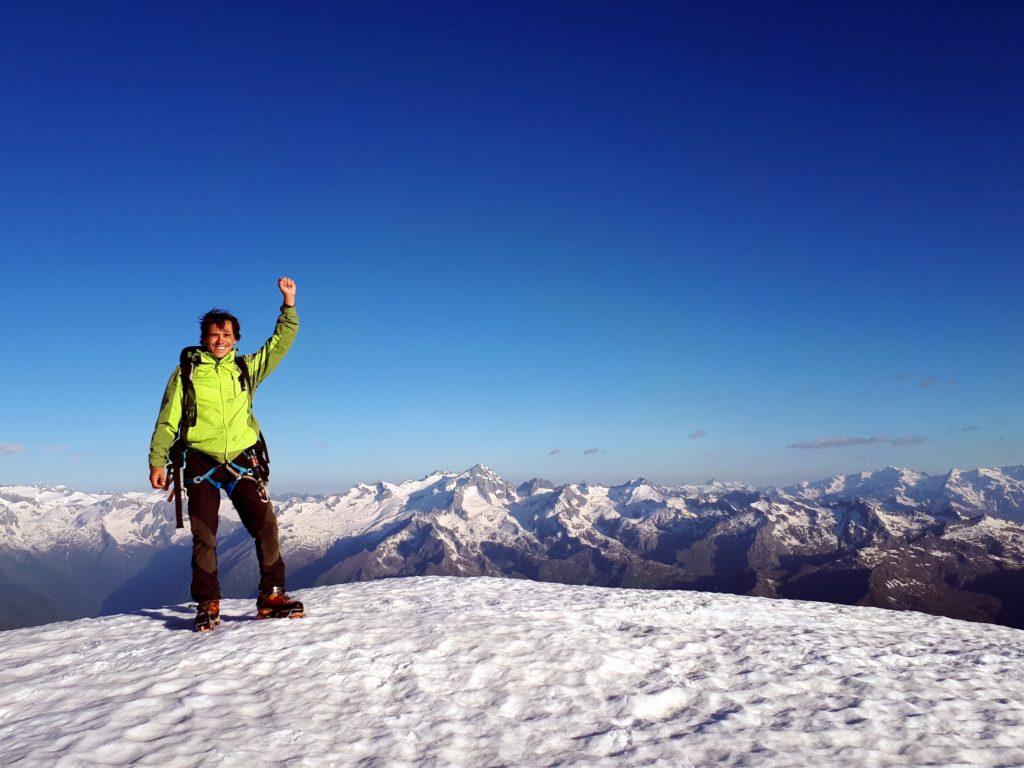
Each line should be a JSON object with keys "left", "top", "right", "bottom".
{"left": 189, "top": 454, "right": 250, "bottom": 496}
{"left": 186, "top": 447, "right": 270, "bottom": 501}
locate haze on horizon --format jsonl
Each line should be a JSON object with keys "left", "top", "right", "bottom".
{"left": 2, "top": 3, "right": 1022, "bottom": 493}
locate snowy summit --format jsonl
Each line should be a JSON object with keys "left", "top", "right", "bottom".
{"left": 2, "top": 576, "right": 1023, "bottom": 767}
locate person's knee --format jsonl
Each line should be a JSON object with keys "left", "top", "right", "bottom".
{"left": 258, "top": 511, "right": 282, "bottom": 563}
{"left": 190, "top": 517, "right": 217, "bottom": 549}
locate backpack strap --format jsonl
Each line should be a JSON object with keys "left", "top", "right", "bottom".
{"left": 233, "top": 355, "right": 271, "bottom": 485}
{"left": 235, "top": 354, "right": 252, "bottom": 399}
{"left": 177, "top": 346, "right": 203, "bottom": 443}
{"left": 168, "top": 345, "right": 202, "bottom": 529}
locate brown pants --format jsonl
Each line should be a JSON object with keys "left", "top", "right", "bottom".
{"left": 185, "top": 449, "right": 285, "bottom": 602}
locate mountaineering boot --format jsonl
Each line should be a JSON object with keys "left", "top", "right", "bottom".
{"left": 256, "top": 587, "right": 304, "bottom": 619}
{"left": 194, "top": 599, "right": 221, "bottom": 633}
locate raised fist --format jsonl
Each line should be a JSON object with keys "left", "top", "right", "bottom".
{"left": 278, "top": 276, "right": 296, "bottom": 305}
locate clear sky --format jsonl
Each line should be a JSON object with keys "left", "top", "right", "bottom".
{"left": 2, "top": 2, "right": 1022, "bottom": 493}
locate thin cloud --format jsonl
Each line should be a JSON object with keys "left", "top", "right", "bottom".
{"left": 0, "top": 443, "right": 25, "bottom": 455}
{"left": 915, "top": 375, "right": 956, "bottom": 389}
{"left": 583, "top": 448, "right": 603, "bottom": 455}
{"left": 788, "top": 436, "right": 887, "bottom": 449}
{"left": 316, "top": 443, "right": 328, "bottom": 449}
{"left": 787, "top": 435, "right": 928, "bottom": 449}
{"left": 688, "top": 430, "right": 707, "bottom": 440}
{"left": 889, "top": 435, "right": 928, "bottom": 446}
{"left": 548, "top": 448, "right": 562, "bottom": 455}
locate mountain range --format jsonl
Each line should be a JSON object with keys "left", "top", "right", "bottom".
{"left": 2, "top": 464, "right": 1023, "bottom": 630}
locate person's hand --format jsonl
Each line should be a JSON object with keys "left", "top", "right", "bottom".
{"left": 150, "top": 466, "right": 167, "bottom": 490}
{"left": 278, "top": 276, "right": 296, "bottom": 306}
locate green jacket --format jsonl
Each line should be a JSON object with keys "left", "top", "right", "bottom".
{"left": 149, "top": 305, "right": 299, "bottom": 468}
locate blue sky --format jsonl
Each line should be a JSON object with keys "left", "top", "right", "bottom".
{"left": 2, "top": 2, "right": 1022, "bottom": 492}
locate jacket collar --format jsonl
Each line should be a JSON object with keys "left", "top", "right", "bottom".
{"left": 197, "top": 348, "right": 238, "bottom": 366}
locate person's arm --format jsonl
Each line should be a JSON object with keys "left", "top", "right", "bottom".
{"left": 244, "top": 277, "right": 300, "bottom": 388}
{"left": 148, "top": 367, "right": 183, "bottom": 488}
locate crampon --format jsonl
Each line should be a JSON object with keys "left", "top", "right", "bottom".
{"left": 194, "top": 599, "right": 221, "bottom": 633}
{"left": 256, "top": 587, "right": 304, "bottom": 620}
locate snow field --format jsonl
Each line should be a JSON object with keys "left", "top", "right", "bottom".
{"left": 1, "top": 576, "right": 1023, "bottom": 767}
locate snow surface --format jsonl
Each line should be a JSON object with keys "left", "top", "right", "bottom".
{"left": 3, "top": 577, "right": 1024, "bottom": 767}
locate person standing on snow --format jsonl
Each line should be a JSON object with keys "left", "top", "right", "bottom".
{"left": 148, "top": 276, "right": 303, "bottom": 631}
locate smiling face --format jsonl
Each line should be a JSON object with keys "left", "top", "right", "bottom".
{"left": 202, "top": 321, "right": 238, "bottom": 359}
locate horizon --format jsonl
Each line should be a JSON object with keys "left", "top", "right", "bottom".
{"left": 4, "top": 459, "right": 1022, "bottom": 497}
{"left": 3, "top": 3, "right": 1022, "bottom": 491}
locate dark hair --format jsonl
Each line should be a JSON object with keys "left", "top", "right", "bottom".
{"left": 199, "top": 308, "right": 241, "bottom": 341}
